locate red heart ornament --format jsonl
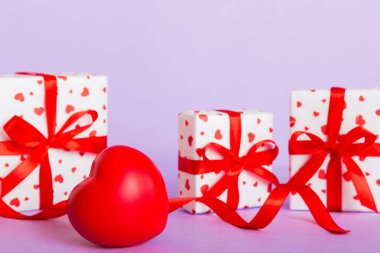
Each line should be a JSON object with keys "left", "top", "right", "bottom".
{"left": 68, "top": 146, "right": 168, "bottom": 247}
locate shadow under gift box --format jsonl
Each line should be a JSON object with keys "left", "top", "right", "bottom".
{"left": 0, "top": 73, "right": 107, "bottom": 212}
{"left": 290, "top": 89, "right": 380, "bottom": 212}
{"left": 178, "top": 109, "right": 274, "bottom": 214}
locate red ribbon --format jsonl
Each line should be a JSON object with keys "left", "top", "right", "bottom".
{"left": 179, "top": 110, "right": 279, "bottom": 209}
{"left": 289, "top": 87, "right": 379, "bottom": 212}
{"left": 174, "top": 106, "right": 350, "bottom": 234}
{"left": 0, "top": 73, "right": 107, "bottom": 219}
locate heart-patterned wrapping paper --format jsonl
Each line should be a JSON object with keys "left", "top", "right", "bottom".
{"left": 0, "top": 73, "right": 107, "bottom": 212}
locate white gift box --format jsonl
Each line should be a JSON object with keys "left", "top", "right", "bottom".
{"left": 178, "top": 109, "right": 275, "bottom": 214}
{"left": 290, "top": 88, "right": 380, "bottom": 212}
{"left": 0, "top": 73, "right": 107, "bottom": 212}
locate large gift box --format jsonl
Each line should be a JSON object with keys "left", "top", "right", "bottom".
{"left": 178, "top": 109, "right": 278, "bottom": 214}
{"left": 289, "top": 87, "right": 380, "bottom": 212}
{"left": 0, "top": 73, "right": 107, "bottom": 213}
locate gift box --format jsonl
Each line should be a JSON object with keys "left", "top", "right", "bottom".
{"left": 289, "top": 87, "right": 380, "bottom": 212}
{"left": 178, "top": 109, "right": 278, "bottom": 214}
{"left": 0, "top": 73, "right": 107, "bottom": 213}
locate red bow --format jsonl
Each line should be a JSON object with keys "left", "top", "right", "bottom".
{"left": 0, "top": 73, "right": 107, "bottom": 219}
{"left": 289, "top": 87, "right": 379, "bottom": 212}
{"left": 179, "top": 110, "right": 279, "bottom": 210}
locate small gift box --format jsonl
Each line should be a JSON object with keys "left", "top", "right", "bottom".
{"left": 178, "top": 109, "right": 278, "bottom": 214}
{"left": 289, "top": 87, "right": 380, "bottom": 212}
{"left": 0, "top": 73, "right": 107, "bottom": 213}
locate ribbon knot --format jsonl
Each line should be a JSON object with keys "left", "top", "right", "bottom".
{"left": 194, "top": 139, "right": 279, "bottom": 209}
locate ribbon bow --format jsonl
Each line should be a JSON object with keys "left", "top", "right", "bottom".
{"left": 197, "top": 140, "right": 279, "bottom": 209}
{"left": 0, "top": 73, "right": 107, "bottom": 219}
{"left": 289, "top": 87, "right": 379, "bottom": 212}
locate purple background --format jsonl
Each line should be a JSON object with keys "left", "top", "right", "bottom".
{"left": 1, "top": 1, "right": 380, "bottom": 252}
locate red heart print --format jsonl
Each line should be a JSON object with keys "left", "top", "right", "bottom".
{"left": 296, "top": 101, "right": 302, "bottom": 108}
{"left": 200, "top": 131, "right": 205, "bottom": 136}
{"left": 321, "top": 189, "right": 326, "bottom": 194}
{"left": 321, "top": 125, "right": 327, "bottom": 135}
{"left": 185, "top": 120, "right": 189, "bottom": 126}
{"left": 196, "top": 148, "right": 202, "bottom": 157}
{"left": 313, "top": 111, "right": 320, "bottom": 117}
{"left": 102, "top": 87, "right": 107, "bottom": 93}
{"left": 253, "top": 181, "right": 258, "bottom": 187}
{"left": 269, "top": 127, "right": 273, "bottom": 133}
{"left": 89, "top": 130, "right": 97, "bottom": 137}
{"left": 359, "top": 96, "right": 365, "bottom": 102}
{"left": 355, "top": 115, "right": 366, "bottom": 126}
{"left": 257, "top": 118, "right": 261, "bottom": 124}
{"left": 214, "top": 130, "right": 223, "bottom": 140}
{"left": 71, "top": 167, "right": 77, "bottom": 173}
{"left": 10, "top": 198, "right": 20, "bottom": 207}
{"left": 310, "top": 89, "right": 316, "bottom": 92}
{"left": 200, "top": 184, "right": 209, "bottom": 195}
{"left": 102, "top": 105, "right": 107, "bottom": 110}
{"left": 54, "top": 174, "right": 64, "bottom": 183}
{"left": 375, "top": 179, "right": 380, "bottom": 185}
{"left": 290, "top": 116, "right": 296, "bottom": 127}
{"left": 81, "top": 87, "right": 90, "bottom": 97}
{"left": 34, "top": 107, "right": 44, "bottom": 116}
{"left": 198, "top": 114, "right": 208, "bottom": 122}
{"left": 376, "top": 109, "right": 380, "bottom": 116}
{"left": 66, "top": 105, "right": 75, "bottom": 114}
{"left": 188, "top": 136, "right": 193, "bottom": 147}
{"left": 185, "top": 179, "right": 190, "bottom": 190}
{"left": 322, "top": 98, "right": 326, "bottom": 103}
{"left": 248, "top": 132, "right": 255, "bottom": 143}
{"left": 37, "top": 80, "right": 43, "bottom": 85}
{"left": 24, "top": 197, "right": 29, "bottom": 201}
{"left": 343, "top": 172, "right": 351, "bottom": 181}
{"left": 304, "top": 126, "right": 309, "bottom": 131}
{"left": 33, "top": 184, "right": 39, "bottom": 189}
{"left": 14, "top": 92, "right": 24, "bottom": 102}
{"left": 318, "top": 169, "right": 326, "bottom": 180}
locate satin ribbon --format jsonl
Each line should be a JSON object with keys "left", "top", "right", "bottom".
{"left": 174, "top": 106, "right": 350, "bottom": 234}
{"left": 289, "top": 87, "right": 379, "bottom": 212}
{"left": 0, "top": 73, "right": 107, "bottom": 219}
{"left": 179, "top": 110, "right": 279, "bottom": 209}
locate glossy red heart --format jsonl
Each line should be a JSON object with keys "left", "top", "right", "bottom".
{"left": 68, "top": 146, "right": 169, "bottom": 247}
